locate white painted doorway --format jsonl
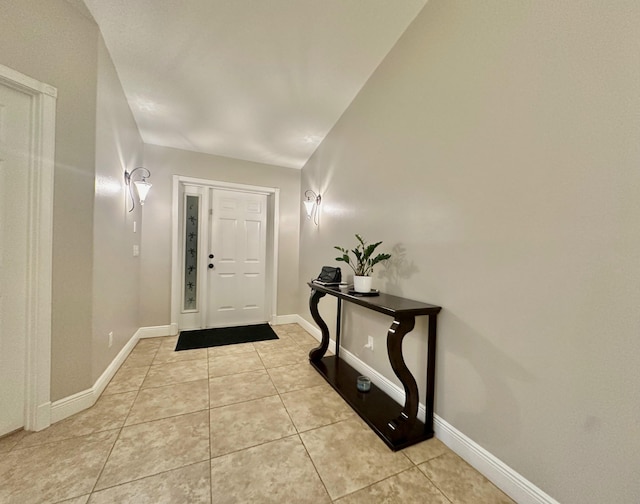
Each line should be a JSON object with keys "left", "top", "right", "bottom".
{"left": 0, "top": 77, "right": 31, "bottom": 435}
{"left": 0, "top": 64, "right": 55, "bottom": 435}
{"left": 207, "top": 189, "right": 267, "bottom": 327}
{"left": 171, "top": 176, "right": 279, "bottom": 332}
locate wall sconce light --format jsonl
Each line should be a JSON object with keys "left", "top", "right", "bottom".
{"left": 303, "top": 190, "right": 321, "bottom": 225}
{"left": 124, "top": 167, "right": 152, "bottom": 212}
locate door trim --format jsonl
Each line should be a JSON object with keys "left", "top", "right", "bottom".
{"left": 170, "top": 175, "right": 280, "bottom": 332}
{"left": 0, "top": 64, "right": 56, "bottom": 431}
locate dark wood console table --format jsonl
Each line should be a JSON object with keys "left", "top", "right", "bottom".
{"left": 307, "top": 282, "right": 442, "bottom": 450}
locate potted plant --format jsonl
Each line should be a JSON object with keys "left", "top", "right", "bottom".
{"left": 335, "top": 234, "right": 391, "bottom": 293}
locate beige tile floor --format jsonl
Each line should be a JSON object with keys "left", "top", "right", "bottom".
{"left": 0, "top": 324, "right": 515, "bottom": 504}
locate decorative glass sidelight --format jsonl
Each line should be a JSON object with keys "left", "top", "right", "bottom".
{"left": 183, "top": 195, "right": 199, "bottom": 311}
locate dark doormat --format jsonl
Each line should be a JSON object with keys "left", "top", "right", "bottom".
{"left": 175, "top": 323, "right": 278, "bottom": 351}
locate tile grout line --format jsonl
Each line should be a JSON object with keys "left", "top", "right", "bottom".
{"left": 209, "top": 432, "right": 302, "bottom": 464}
{"left": 124, "top": 405, "right": 211, "bottom": 428}
{"left": 106, "top": 326, "right": 449, "bottom": 501}
{"left": 87, "top": 340, "right": 160, "bottom": 496}
{"left": 87, "top": 459, "right": 211, "bottom": 499}
{"left": 332, "top": 466, "right": 441, "bottom": 503}
{"left": 415, "top": 452, "right": 462, "bottom": 504}
{"left": 207, "top": 338, "right": 214, "bottom": 504}
{"left": 410, "top": 446, "right": 467, "bottom": 503}
{"left": 289, "top": 324, "right": 444, "bottom": 502}
{"left": 13, "top": 340, "right": 162, "bottom": 501}
{"left": 5, "top": 325, "right": 458, "bottom": 503}
{"left": 296, "top": 432, "right": 335, "bottom": 503}
{"left": 9, "top": 342, "right": 165, "bottom": 454}
{"left": 275, "top": 331, "right": 342, "bottom": 503}
{"left": 91, "top": 337, "right": 211, "bottom": 497}
{"left": 207, "top": 331, "right": 336, "bottom": 500}
{"left": 138, "top": 374, "right": 207, "bottom": 391}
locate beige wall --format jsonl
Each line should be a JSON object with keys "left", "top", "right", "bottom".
{"left": 299, "top": 2, "right": 640, "bottom": 503}
{"left": 0, "top": 0, "right": 99, "bottom": 400}
{"left": 92, "top": 37, "right": 144, "bottom": 382}
{"left": 0, "top": 0, "right": 144, "bottom": 400}
{"left": 140, "top": 144, "right": 301, "bottom": 327}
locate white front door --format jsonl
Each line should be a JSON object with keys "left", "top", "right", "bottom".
{"left": 0, "top": 81, "right": 32, "bottom": 435}
{"left": 206, "top": 189, "right": 268, "bottom": 327}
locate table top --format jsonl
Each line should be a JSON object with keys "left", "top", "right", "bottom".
{"left": 308, "top": 281, "right": 441, "bottom": 317}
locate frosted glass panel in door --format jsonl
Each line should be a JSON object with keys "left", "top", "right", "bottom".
{"left": 183, "top": 195, "right": 199, "bottom": 311}
{"left": 207, "top": 189, "right": 267, "bottom": 327}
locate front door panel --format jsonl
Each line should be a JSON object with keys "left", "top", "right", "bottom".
{"left": 206, "top": 189, "right": 267, "bottom": 327}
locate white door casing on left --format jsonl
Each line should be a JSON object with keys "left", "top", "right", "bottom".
{"left": 0, "top": 64, "right": 55, "bottom": 433}
{"left": 0, "top": 78, "right": 31, "bottom": 434}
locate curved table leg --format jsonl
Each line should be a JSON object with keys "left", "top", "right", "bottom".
{"left": 386, "top": 315, "right": 418, "bottom": 439}
{"left": 308, "top": 288, "right": 329, "bottom": 362}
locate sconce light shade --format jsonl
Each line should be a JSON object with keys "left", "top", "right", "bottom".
{"left": 303, "top": 198, "right": 315, "bottom": 218}
{"left": 133, "top": 179, "right": 152, "bottom": 205}
{"left": 124, "top": 167, "right": 152, "bottom": 212}
{"left": 303, "top": 190, "right": 321, "bottom": 225}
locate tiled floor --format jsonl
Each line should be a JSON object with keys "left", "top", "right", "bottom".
{"left": 0, "top": 324, "right": 515, "bottom": 504}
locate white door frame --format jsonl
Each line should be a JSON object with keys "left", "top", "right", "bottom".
{"left": 0, "top": 64, "right": 56, "bottom": 431}
{"left": 170, "top": 175, "right": 279, "bottom": 333}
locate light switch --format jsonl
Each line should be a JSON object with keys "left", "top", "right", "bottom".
{"left": 133, "top": 244, "right": 139, "bottom": 257}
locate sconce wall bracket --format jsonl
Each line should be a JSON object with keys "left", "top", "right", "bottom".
{"left": 124, "top": 166, "right": 152, "bottom": 212}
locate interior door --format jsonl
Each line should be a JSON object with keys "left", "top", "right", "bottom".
{"left": 206, "top": 188, "right": 268, "bottom": 327}
{"left": 0, "top": 81, "right": 31, "bottom": 435}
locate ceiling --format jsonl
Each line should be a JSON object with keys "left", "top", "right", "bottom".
{"left": 81, "top": 0, "right": 427, "bottom": 169}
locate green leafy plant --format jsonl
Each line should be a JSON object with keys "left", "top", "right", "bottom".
{"left": 334, "top": 234, "right": 391, "bottom": 277}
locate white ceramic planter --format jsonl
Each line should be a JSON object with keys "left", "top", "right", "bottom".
{"left": 353, "top": 275, "right": 372, "bottom": 293}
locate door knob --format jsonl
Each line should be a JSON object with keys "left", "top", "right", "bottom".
{"left": 209, "top": 254, "right": 214, "bottom": 259}
{"left": 208, "top": 263, "right": 214, "bottom": 269}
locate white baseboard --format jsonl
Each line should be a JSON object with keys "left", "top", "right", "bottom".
{"left": 434, "top": 416, "right": 560, "bottom": 504}
{"left": 272, "top": 314, "right": 299, "bottom": 325}
{"left": 293, "top": 314, "right": 558, "bottom": 504}
{"left": 93, "top": 329, "right": 142, "bottom": 398}
{"left": 33, "top": 402, "right": 51, "bottom": 431}
{"left": 138, "top": 324, "right": 174, "bottom": 338}
{"left": 50, "top": 328, "right": 142, "bottom": 423}
{"left": 293, "top": 314, "right": 315, "bottom": 333}
{"left": 295, "top": 315, "right": 337, "bottom": 353}
{"left": 50, "top": 388, "right": 94, "bottom": 425}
